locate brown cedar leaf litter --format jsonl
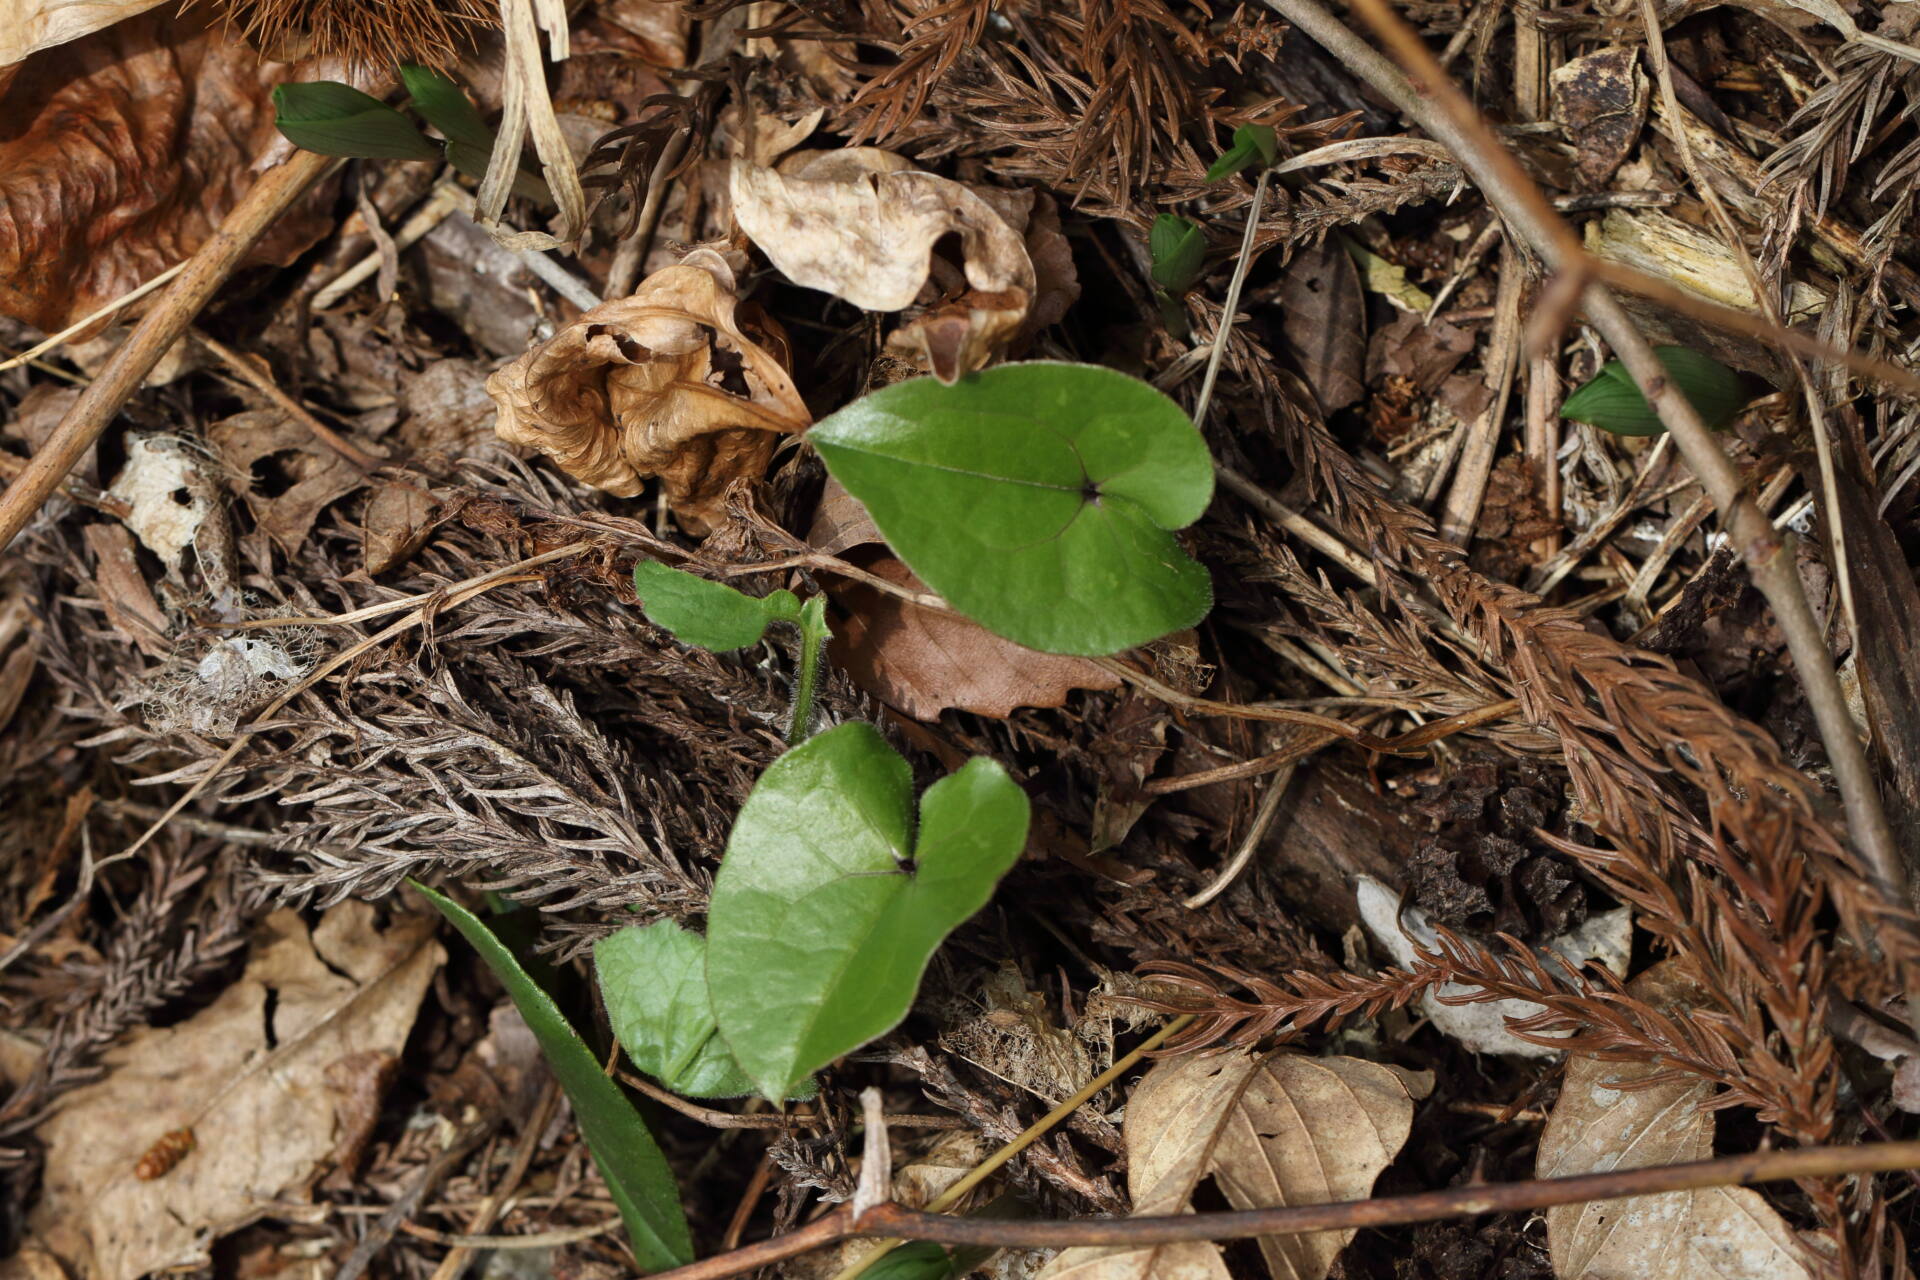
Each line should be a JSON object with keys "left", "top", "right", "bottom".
{"left": 4, "top": 0, "right": 1920, "bottom": 1276}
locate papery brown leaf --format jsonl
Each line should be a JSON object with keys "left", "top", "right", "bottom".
{"left": 1, "top": 0, "right": 167, "bottom": 65}
{"left": 1276, "top": 239, "right": 1366, "bottom": 413}
{"left": 210, "top": 410, "right": 369, "bottom": 555}
{"left": 1550, "top": 47, "right": 1648, "bottom": 190}
{"left": 486, "top": 251, "right": 809, "bottom": 533}
{"left": 0, "top": 11, "right": 336, "bottom": 332}
{"left": 83, "top": 523, "right": 169, "bottom": 658}
{"left": 29, "top": 904, "right": 442, "bottom": 1280}
{"left": 1038, "top": 1049, "right": 1427, "bottom": 1280}
{"left": 1538, "top": 961, "right": 1814, "bottom": 1280}
{"left": 809, "top": 480, "right": 1116, "bottom": 719}
{"left": 729, "top": 149, "right": 1040, "bottom": 382}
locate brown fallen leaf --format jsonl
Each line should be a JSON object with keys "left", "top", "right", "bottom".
{"left": 29, "top": 903, "right": 443, "bottom": 1280}
{"left": 810, "top": 480, "right": 1117, "bottom": 718}
{"left": 1, "top": 0, "right": 166, "bottom": 69}
{"left": 362, "top": 482, "right": 439, "bottom": 575}
{"left": 0, "top": 10, "right": 336, "bottom": 332}
{"left": 488, "top": 250, "right": 809, "bottom": 533}
{"left": 1551, "top": 47, "right": 1649, "bottom": 190}
{"left": 1038, "top": 1048, "right": 1429, "bottom": 1280}
{"left": 210, "top": 410, "right": 370, "bottom": 555}
{"left": 730, "top": 149, "right": 1041, "bottom": 382}
{"left": 1537, "top": 960, "right": 1815, "bottom": 1280}
{"left": 83, "top": 522, "right": 170, "bottom": 657}
{"left": 1276, "top": 238, "right": 1366, "bottom": 414}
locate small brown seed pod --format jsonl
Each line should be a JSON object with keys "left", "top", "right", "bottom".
{"left": 134, "top": 1128, "right": 196, "bottom": 1180}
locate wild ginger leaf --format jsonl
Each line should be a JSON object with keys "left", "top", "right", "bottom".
{"left": 414, "top": 885, "right": 693, "bottom": 1271}
{"left": 1204, "top": 124, "right": 1279, "bottom": 182}
{"left": 596, "top": 920, "right": 814, "bottom": 1100}
{"left": 809, "top": 363, "right": 1214, "bottom": 656}
{"left": 1559, "top": 345, "right": 1746, "bottom": 437}
{"left": 271, "top": 82, "right": 440, "bottom": 162}
{"left": 706, "top": 722, "right": 1030, "bottom": 1102}
{"left": 633, "top": 559, "right": 802, "bottom": 652}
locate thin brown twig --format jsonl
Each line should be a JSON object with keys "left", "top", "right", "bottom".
{"left": 642, "top": 1141, "right": 1920, "bottom": 1280}
{"left": 191, "top": 330, "right": 386, "bottom": 473}
{"left": 0, "top": 148, "right": 335, "bottom": 554}
{"left": 617, "top": 1072, "right": 965, "bottom": 1130}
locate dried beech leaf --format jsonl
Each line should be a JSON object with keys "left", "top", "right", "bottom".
{"left": 210, "top": 411, "right": 370, "bottom": 555}
{"left": 1538, "top": 961, "right": 1814, "bottom": 1280}
{"left": 831, "top": 557, "right": 1120, "bottom": 720}
{"left": 730, "top": 149, "right": 1038, "bottom": 382}
{"left": 29, "top": 904, "right": 442, "bottom": 1280}
{"left": 486, "top": 253, "right": 809, "bottom": 532}
{"left": 1038, "top": 1048, "right": 1427, "bottom": 1280}
{"left": 1, "top": 0, "right": 168, "bottom": 65}
{"left": 0, "top": 11, "right": 336, "bottom": 331}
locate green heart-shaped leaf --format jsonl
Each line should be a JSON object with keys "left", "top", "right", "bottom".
{"left": 415, "top": 885, "right": 693, "bottom": 1271}
{"left": 809, "top": 362, "right": 1214, "bottom": 656}
{"left": 1149, "top": 214, "right": 1206, "bottom": 293}
{"left": 706, "top": 722, "right": 1030, "bottom": 1101}
{"left": 1560, "top": 345, "right": 1747, "bottom": 437}
{"left": 634, "top": 559, "right": 802, "bottom": 651}
{"left": 272, "top": 82, "right": 440, "bottom": 161}
{"left": 597, "top": 920, "right": 815, "bottom": 1100}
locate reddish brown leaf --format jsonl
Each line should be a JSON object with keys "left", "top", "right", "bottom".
{"left": 0, "top": 11, "right": 335, "bottom": 332}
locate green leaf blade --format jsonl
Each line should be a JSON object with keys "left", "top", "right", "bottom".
{"left": 400, "top": 64, "right": 496, "bottom": 151}
{"left": 1149, "top": 215, "right": 1205, "bottom": 292}
{"left": 706, "top": 723, "right": 1030, "bottom": 1102}
{"left": 1560, "top": 345, "right": 1746, "bottom": 437}
{"left": 597, "top": 921, "right": 762, "bottom": 1099}
{"left": 415, "top": 885, "right": 693, "bottom": 1271}
{"left": 633, "top": 559, "right": 800, "bottom": 651}
{"left": 809, "top": 362, "right": 1214, "bottom": 656}
{"left": 272, "top": 82, "right": 440, "bottom": 161}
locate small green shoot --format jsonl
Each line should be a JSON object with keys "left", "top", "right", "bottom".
{"left": 809, "top": 362, "right": 1214, "bottom": 656}
{"left": 632, "top": 560, "right": 831, "bottom": 743}
{"left": 414, "top": 884, "right": 693, "bottom": 1271}
{"left": 1560, "top": 345, "right": 1747, "bottom": 437}
{"left": 272, "top": 67, "right": 549, "bottom": 202}
{"left": 705, "top": 722, "right": 1030, "bottom": 1102}
{"left": 596, "top": 920, "right": 815, "bottom": 1100}
{"left": 1149, "top": 214, "right": 1207, "bottom": 294}
{"left": 1204, "top": 123, "right": 1279, "bottom": 182}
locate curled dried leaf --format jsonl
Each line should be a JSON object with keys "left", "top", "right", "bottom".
{"left": 0, "top": 11, "right": 336, "bottom": 331}
{"left": 729, "top": 149, "right": 1041, "bottom": 382}
{"left": 486, "top": 252, "right": 809, "bottom": 532}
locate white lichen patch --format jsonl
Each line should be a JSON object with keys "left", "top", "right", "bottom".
{"left": 107, "top": 435, "right": 213, "bottom": 576}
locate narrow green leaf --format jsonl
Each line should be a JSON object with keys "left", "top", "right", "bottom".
{"left": 400, "top": 64, "right": 496, "bottom": 151}
{"left": 706, "top": 723, "right": 1031, "bottom": 1101}
{"left": 1559, "top": 345, "right": 1747, "bottom": 437}
{"left": 809, "top": 362, "right": 1215, "bottom": 656}
{"left": 1204, "top": 141, "right": 1258, "bottom": 183}
{"left": 415, "top": 885, "right": 693, "bottom": 1271}
{"left": 271, "top": 82, "right": 440, "bottom": 161}
{"left": 443, "top": 141, "right": 554, "bottom": 204}
{"left": 1149, "top": 215, "right": 1206, "bottom": 293}
{"left": 633, "top": 559, "right": 802, "bottom": 652}
{"left": 596, "top": 921, "right": 815, "bottom": 1100}
{"left": 1240, "top": 123, "right": 1280, "bottom": 166}
{"left": 1205, "top": 125, "right": 1279, "bottom": 182}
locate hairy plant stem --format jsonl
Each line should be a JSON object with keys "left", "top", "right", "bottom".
{"left": 1259, "top": 0, "right": 1920, "bottom": 1034}
{"left": 642, "top": 1140, "right": 1920, "bottom": 1280}
{"left": 784, "top": 596, "right": 830, "bottom": 745}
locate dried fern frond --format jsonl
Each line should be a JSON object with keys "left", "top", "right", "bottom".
{"left": 1127, "top": 959, "right": 1448, "bottom": 1053}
